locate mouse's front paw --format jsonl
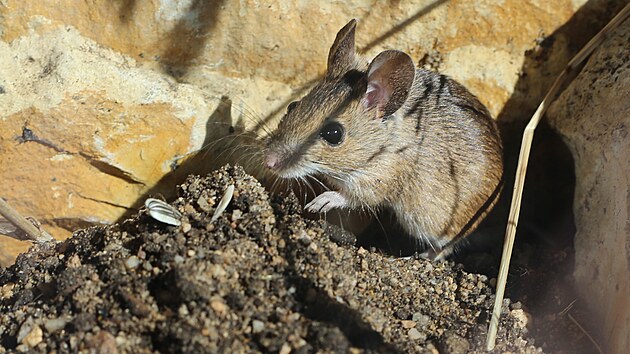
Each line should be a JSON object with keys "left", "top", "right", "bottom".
{"left": 305, "top": 191, "right": 348, "bottom": 213}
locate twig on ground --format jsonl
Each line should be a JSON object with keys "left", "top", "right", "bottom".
{"left": 559, "top": 299, "right": 576, "bottom": 316}
{"left": 0, "top": 198, "right": 54, "bottom": 243}
{"left": 568, "top": 313, "right": 604, "bottom": 354}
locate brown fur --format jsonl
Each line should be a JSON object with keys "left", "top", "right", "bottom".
{"left": 264, "top": 20, "right": 503, "bottom": 258}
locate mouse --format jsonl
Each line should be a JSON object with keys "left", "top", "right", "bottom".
{"left": 263, "top": 19, "right": 504, "bottom": 260}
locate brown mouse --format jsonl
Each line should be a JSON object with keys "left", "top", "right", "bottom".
{"left": 263, "top": 19, "right": 504, "bottom": 260}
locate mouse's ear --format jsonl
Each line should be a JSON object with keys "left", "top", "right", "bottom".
{"left": 364, "top": 50, "right": 415, "bottom": 118}
{"left": 327, "top": 19, "right": 357, "bottom": 78}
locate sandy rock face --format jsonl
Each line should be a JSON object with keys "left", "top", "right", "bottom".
{"left": 1, "top": 0, "right": 586, "bottom": 117}
{"left": 547, "top": 19, "right": 630, "bottom": 354}
{"left": 0, "top": 27, "right": 292, "bottom": 260}
{"left": 0, "top": 27, "right": 207, "bottom": 255}
{"left": 0, "top": 0, "right": 593, "bottom": 263}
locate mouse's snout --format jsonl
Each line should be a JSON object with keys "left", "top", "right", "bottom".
{"left": 264, "top": 135, "right": 295, "bottom": 173}
{"left": 264, "top": 142, "right": 307, "bottom": 178}
{"left": 264, "top": 152, "right": 282, "bottom": 170}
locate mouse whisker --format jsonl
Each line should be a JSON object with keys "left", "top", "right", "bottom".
{"left": 306, "top": 175, "right": 330, "bottom": 192}
{"left": 300, "top": 176, "right": 317, "bottom": 199}
{"left": 228, "top": 97, "right": 277, "bottom": 136}
{"left": 194, "top": 131, "right": 257, "bottom": 157}
{"left": 212, "top": 97, "right": 275, "bottom": 137}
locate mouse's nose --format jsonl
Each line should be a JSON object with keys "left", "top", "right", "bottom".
{"left": 265, "top": 153, "right": 281, "bottom": 170}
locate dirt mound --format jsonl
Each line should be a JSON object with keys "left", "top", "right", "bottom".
{"left": 0, "top": 165, "right": 539, "bottom": 353}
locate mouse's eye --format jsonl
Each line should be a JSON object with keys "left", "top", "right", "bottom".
{"left": 287, "top": 101, "right": 299, "bottom": 113}
{"left": 319, "top": 122, "right": 344, "bottom": 146}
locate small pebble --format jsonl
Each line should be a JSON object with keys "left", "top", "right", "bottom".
{"left": 116, "top": 335, "right": 127, "bottom": 346}
{"left": 1, "top": 283, "right": 14, "bottom": 299}
{"left": 197, "top": 196, "right": 212, "bottom": 212}
{"left": 231, "top": 209, "right": 243, "bottom": 221}
{"left": 210, "top": 264, "right": 227, "bottom": 278}
{"left": 210, "top": 300, "right": 228, "bottom": 316}
{"left": 125, "top": 256, "right": 141, "bottom": 270}
{"left": 389, "top": 277, "right": 400, "bottom": 287}
{"left": 298, "top": 235, "right": 311, "bottom": 246}
{"left": 511, "top": 308, "right": 529, "bottom": 329}
{"left": 251, "top": 320, "right": 265, "bottom": 333}
{"left": 178, "top": 304, "right": 189, "bottom": 317}
{"left": 21, "top": 324, "right": 43, "bottom": 347}
{"left": 442, "top": 331, "right": 470, "bottom": 354}
{"left": 17, "top": 318, "right": 35, "bottom": 343}
{"left": 279, "top": 343, "right": 291, "bottom": 354}
{"left": 361, "top": 259, "right": 369, "bottom": 271}
{"left": 401, "top": 320, "right": 416, "bottom": 329}
{"left": 183, "top": 204, "right": 196, "bottom": 215}
{"left": 90, "top": 330, "right": 117, "bottom": 353}
{"left": 44, "top": 317, "right": 68, "bottom": 333}
{"left": 67, "top": 254, "right": 81, "bottom": 268}
{"left": 408, "top": 328, "right": 423, "bottom": 340}
{"left": 426, "top": 343, "right": 439, "bottom": 354}
{"left": 412, "top": 313, "right": 430, "bottom": 327}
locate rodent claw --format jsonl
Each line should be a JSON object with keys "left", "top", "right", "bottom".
{"left": 305, "top": 191, "right": 348, "bottom": 214}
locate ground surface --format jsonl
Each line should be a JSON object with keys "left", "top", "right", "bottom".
{"left": 0, "top": 165, "right": 543, "bottom": 353}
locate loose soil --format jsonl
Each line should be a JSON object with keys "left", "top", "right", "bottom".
{"left": 0, "top": 165, "right": 542, "bottom": 353}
